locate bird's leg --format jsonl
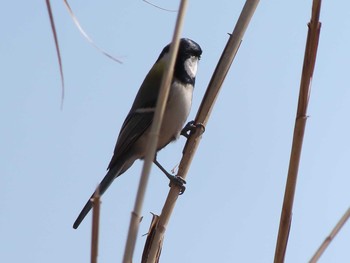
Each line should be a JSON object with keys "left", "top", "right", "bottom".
{"left": 180, "top": 121, "right": 205, "bottom": 139}
{"left": 153, "top": 158, "right": 186, "bottom": 194}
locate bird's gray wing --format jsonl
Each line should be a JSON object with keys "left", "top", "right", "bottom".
{"left": 73, "top": 110, "right": 155, "bottom": 229}
{"left": 107, "top": 62, "right": 164, "bottom": 170}
{"left": 107, "top": 109, "right": 155, "bottom": 170}
{"left": 74, "top": 62, "right": 164, "bottom": 229}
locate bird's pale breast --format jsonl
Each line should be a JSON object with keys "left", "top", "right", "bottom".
{"left": 157, "top": 80, "right": 193, "bottom": 149}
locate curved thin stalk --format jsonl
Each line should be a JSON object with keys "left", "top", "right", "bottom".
{"left": 122, "top": 1, "right": 188, "bottom": 262}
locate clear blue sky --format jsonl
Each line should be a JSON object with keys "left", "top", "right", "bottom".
{"left": 1, "top": 1, "right": 350, "bottom": 262}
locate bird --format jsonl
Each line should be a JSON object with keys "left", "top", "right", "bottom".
{"left": 73, "top": 38, "right": 202, "bottom": 229}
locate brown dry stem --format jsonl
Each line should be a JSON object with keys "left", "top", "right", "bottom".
{"left": 309, "top": 207, "right": 350, "bottom": 262}
{"left": 274, "top": 1, "right": 322, "bottom": 262}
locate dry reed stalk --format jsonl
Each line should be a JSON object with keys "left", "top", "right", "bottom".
{"left": 122, "top": 1, "right": 188, "bottom": 262}
{"left": 144, "top": 1, "right": 260, "bottom": 262}
{"left": 309, "top": 207, "right": 350, "bottom": 263}
{"left": 141, "top": 214, "right": 162, "bottom": 263}
{"left": 274, "top": 1, "right": 322, "bottom": 262}
{"left": 90, "top": 187, "right": 101, "bottom": 263}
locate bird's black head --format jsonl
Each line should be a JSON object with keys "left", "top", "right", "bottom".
{"left": 156, "top": 38, "right": 202, "bottom": 85}
{"left": 176, "top": 38, "right": 202, "bottom": 60}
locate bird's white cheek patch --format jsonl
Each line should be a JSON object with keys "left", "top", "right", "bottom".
{"left": 184, "top": 56, "right": 198, "bottom": 78}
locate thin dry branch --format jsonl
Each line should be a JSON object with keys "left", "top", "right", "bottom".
{"left": 45, "top": 0, "right": 65, "bottom": 108}
{"left": 122, "top": 1, "right": 188, "bottom": 262}
{"left": 274, "top": 1, "right": 322, "bottom": 262}
{"left": 309, "top": 207, "right": 350, "bottom": 263}
{"left": 143, "top": 0, "right": 177, "bottom": 12}
{"left": 63, "top": 0, "right": 122, "bottom": 64}
{"left": 144, "top": 0, "right": 260, "bottom": 262}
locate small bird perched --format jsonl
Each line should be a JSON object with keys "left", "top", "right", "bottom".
{"left": 73, "top": 38, "right": 202, "bottom": 229}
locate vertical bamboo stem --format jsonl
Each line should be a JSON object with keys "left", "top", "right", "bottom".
{"left": 274, "top": 1, "right": 322, "bottom": 262}
{"left": 122, "top": 1, "right": 188, "bottom": 262}
{"left": 91, "top": 187, "right": 101, "bottom": 263}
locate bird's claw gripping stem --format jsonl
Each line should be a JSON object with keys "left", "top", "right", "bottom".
{"left": 153, "top": 159, "right": 186, "bottom": 194}
{"left": 181, "top": 121, "right": 205, "bottom": 139}
{"left": 168, "top": 175, "right": 186, "bottom": 195}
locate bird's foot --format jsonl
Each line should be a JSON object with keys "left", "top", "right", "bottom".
{"left": 168, "top": 175, "right": 186, "bottom": 195}
{"left": 153, "top": 159, "right": 186, "bottom": 195}
{"left": 181, "top": 121, "right": 205, "bottom": 139}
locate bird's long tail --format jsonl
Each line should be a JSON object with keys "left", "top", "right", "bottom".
{"left": 73, "top": 163, "right": 124, "bottom": 229}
